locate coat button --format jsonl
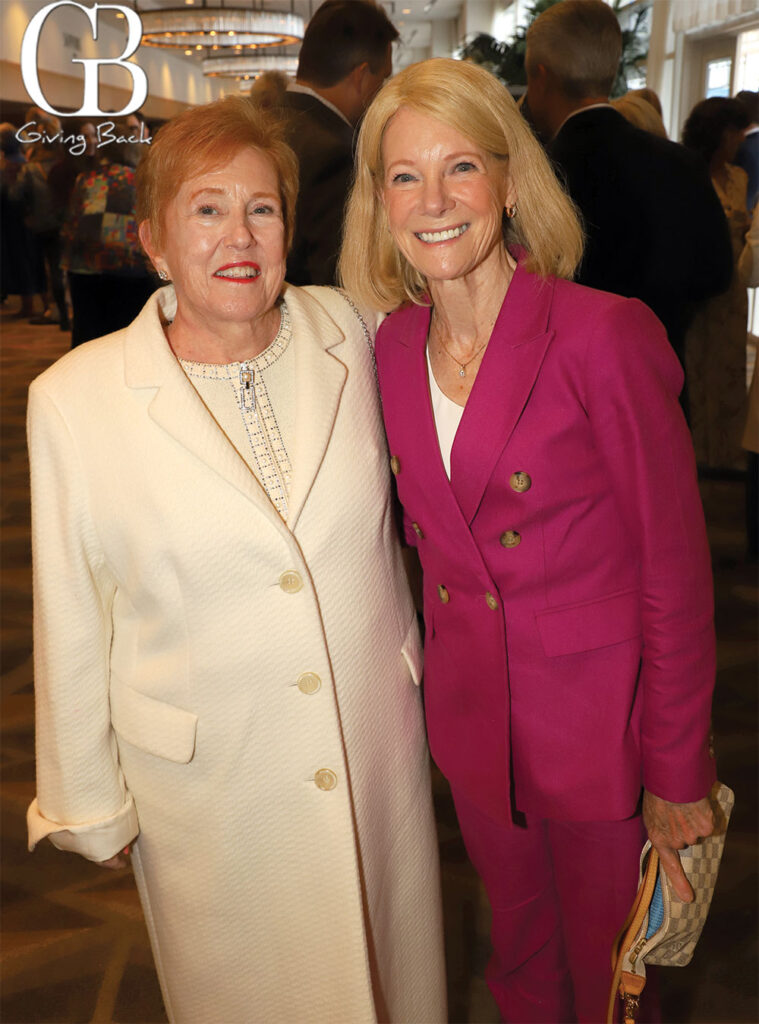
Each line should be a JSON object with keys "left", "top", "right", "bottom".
{"left": 297, "top": 672, "right": 321, "bottom": 695}
{"left": 437, "top": 584, "right": 450, "bottom": 603}
{"left": 412, "top": 521, "right": 424, "bottom": 539}
{"left": 500, "top": 530, "right": 521, "bottom": 548}
{"left": 279, "top": 570, "right": 303, "bottom": 593}
{"left": 509, "top": 471, "right": 532, "bottom": 493}
{"left": 390, "top": 455, "right": 401, "bottom": 475}
{"left": 485, "top": 591, "right": 498, "bottom": 611}
{"left": 314, "top": 768, "right": 337, "bottom": 791}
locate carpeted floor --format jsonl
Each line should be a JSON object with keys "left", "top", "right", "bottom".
{"left": 1, "top": 307, "right": 756, "bottom": 1023}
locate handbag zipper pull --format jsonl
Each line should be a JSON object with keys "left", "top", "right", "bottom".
{"left": 619, "top": 970, "right": 646, "bottom": 1024}
{"left": 622, "top": 991, "right": 640, "bottom": 1024}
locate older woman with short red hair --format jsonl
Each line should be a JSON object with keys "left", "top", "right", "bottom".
{"left": 26, "top": 96, "right": 446, "bottom": 1024}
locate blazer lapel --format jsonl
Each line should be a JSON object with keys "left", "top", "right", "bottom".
{"left": 401, "top": 302, "right": 447, "bottom": 477}
{"left": 283, "top": 286, "right": 347, "bottom": 531}
{"left": 124, "top": 287, "right": 289, "bottom": 532}
{"left": 451, "top": 265, "right": 556, "bottom": 524}
{"left": 391, "top": 303, "right": 481, "bottom": 537}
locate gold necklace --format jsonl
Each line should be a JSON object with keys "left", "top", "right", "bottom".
{"left": 434, "top": 326, "right": 488, "bottom": 378}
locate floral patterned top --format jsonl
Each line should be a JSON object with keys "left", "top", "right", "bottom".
{"left": 61, "top": 160, "right": 150, "bottom": 277}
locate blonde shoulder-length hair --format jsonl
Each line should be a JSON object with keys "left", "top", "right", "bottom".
{"left": 339, "top": 58, "right": 583, "bottom": 311}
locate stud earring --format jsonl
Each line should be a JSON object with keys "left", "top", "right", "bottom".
{"left": 158, "top": 269, "right": 169, "bottom": 281}
{"left": 505, "top": 204, "right": 517, "bottom": 219}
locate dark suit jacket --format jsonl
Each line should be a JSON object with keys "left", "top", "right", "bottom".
{"left": 278, "top": 91, "right": 355, "bottom": 287}
{"left": 549, "top": 107, "right": 733, "bottom": 359}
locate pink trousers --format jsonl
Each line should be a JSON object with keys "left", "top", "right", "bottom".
{"left": 451, "top": 788, "right": 660, "bottom": 1023}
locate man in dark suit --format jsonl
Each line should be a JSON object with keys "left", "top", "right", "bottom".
{"left": 524, "top": 0, "right": 732, "bottom": 369}
{"left": 279, "top": 0, "right": 397, "bottom": 286}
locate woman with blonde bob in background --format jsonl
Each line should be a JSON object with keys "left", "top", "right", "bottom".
{"left": 611, "top": 92, "right": 668, "bottom": 137}
{"left": 341, "top": 58, "right": 718, "bottom": 1023}
{"left": 26, "top": 95, "right": 446, "bottom": 1024}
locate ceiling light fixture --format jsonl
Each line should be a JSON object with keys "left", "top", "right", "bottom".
{"left": 202, "top": 53, "right": 298, "bottom": 78}
{"left": 140, "top": 7, "right": 304, "bottom": 50}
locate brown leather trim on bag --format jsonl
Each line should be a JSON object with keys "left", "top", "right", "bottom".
{"left": 607, "top": 849, "right": 659, "bottom": 1024}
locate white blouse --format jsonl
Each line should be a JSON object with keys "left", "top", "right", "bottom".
{"left": 180, "top": 301, "right": 294, "bottom": 518}
{"left": 426, "top": 345, "right": 464, "bottom": 479}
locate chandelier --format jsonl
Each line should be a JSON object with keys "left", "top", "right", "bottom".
{"left": 203, "top": 53, "right": 298, "bottom": 78}
{"left": 139, "top": 6, "right": 304, "bottom": 50}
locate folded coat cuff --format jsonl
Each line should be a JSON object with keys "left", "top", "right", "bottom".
{"left": 27, "top": 795, "right": 139, "bottom": 863}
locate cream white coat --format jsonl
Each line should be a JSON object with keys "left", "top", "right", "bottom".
{"left": 26, "top": 285, "right": 446, "bottom": 1024}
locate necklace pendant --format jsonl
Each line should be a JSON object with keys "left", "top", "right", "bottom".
{"left": 240, "top": 363, "right": 255, "bottom": 412}
{"left": 459, "top": 367, "right": 466, "bottom": 378}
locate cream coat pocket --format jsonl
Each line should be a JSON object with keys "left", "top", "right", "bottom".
{"left": 535, "top": 588, "right": 642, "bottom": 657}
{"left": 401, "top": 614, "right": 424, "bottom": 686}
{"left": 110, "top": 678, "right": 198, "bottom": 763}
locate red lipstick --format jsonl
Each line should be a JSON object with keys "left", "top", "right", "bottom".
{"left": 213, "top": 261, "right": 261, "bottom": 282}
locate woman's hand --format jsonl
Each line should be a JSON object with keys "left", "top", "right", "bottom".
{"left": 99, "top": 846, "right": 131, "bottom": 870}
{"left": 642, "top": 789, "right": 716, "bottom": 902}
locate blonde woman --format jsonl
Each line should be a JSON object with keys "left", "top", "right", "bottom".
{"left": 611, "top": 92, "right": 668, "bottom": 137}
{"left": 341, "top": 58, "right": 718, "bottom": 1023}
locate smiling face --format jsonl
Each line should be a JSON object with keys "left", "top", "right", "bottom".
{"left": 379, "top": 107, "right": 515, "bottom": 291}
{"left": 144, "top": 147, "right": 286, "bottom": 338}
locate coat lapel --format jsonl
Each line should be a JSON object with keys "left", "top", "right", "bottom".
{"left": 123, "top": 287, "right": 290, "bottom": 533}
{"left": 281, "top": 286, "right": 347, "bottom": 531}
{"left": 451, "top": 265, "right": 556, "bottom": 524}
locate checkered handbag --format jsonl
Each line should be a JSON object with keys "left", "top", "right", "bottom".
{"left": 606, "top": 782, "right": 735, "bottom": 1024}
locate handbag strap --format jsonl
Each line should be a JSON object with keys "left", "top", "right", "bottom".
{"left": 606, "top": 847, "right": 660, "bottom": 1024}
{"left": 329, "top": 287, "right": 378, "bottom": 381}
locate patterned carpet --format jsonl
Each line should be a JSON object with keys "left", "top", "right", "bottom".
{"left": 1, "top": 306, "right": 756, "bottom": 1024}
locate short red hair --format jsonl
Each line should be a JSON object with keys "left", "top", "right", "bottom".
{"left": 136, "top": 95, "right": 298, "bottom": 252}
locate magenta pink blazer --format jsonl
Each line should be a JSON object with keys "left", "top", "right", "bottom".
{"left": 376, "top": 261, "right": 716, "bottom": 825}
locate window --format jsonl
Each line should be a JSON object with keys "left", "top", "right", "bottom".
{"left": 705, "top": 57, "right": 732, "bottom": 97}
{"left": 735, "top": 28, "right": 759, "bottom": 93}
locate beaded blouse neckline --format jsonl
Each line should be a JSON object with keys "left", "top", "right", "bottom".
{"left": 180, "top": 302, "right": 291, "bottom": 377}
